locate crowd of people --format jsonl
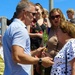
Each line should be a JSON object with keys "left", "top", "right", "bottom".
{"left": 0, "top": 0, "right": 75, "bottom": 75}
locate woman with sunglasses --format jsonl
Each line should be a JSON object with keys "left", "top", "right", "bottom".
{"left": 45, "top": 8, "right": 66, "bottom": 75}
{"left": 51, "top": 20, "right": 75, "bottom": 75}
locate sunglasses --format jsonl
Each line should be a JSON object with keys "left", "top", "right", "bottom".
{"left": 51, "top": 15, "right": 60, "bottom": 20}
{"left": 32, "top": 13, "right": 36, "bottom": 16}
{"left": 29, "top": 12, "right": 36, "bottom": 16}
{"left": 35, "top": 9, "right": 39, "bottom": 11}
{"left": 26, "top": 11, "right": 36, "bottom": 16}
{"left": 23, "top": 10, "right": 36, "bottom": 16}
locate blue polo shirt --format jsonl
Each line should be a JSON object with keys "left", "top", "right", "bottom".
{"left": 2, "top": 19, "right": 31, "bottom": 75}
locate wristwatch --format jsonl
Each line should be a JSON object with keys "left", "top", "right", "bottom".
{"left": 38, "top": 58, "right": 42, "bottom": 65}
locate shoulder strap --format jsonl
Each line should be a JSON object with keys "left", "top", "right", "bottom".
{"left": 65, "top": 49, "right": 67, "bottom": 75}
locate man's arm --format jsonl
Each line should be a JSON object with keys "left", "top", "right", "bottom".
{"left": 12, "top": 45, "right": 54, "bottom": 67}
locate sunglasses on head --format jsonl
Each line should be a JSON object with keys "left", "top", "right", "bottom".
{"left": 51, "top": 15, "right": 60, "bottom": 20}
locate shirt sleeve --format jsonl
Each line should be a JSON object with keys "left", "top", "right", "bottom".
{"left": 67, "top": 40, "right": 75, "bottom": 62}
{"left": 12, "top": 27, "right": 29, "bottom": 50}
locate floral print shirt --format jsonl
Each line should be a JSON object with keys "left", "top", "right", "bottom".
{"left": 51, "top": 39, "right": 75, "bottom": 75}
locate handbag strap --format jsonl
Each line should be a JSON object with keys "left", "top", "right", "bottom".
{"left": 65, "top": 50, "right": 67, "bottom": 75}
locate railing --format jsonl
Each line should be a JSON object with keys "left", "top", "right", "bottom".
{"left": 0, "top": 16, "right": 7, "bottom": 36}
{"left": 0, "top": 16, "right": 7, "bottom": 75}
{"left": 0, "top": 16, "right": 7, "bottom": 43}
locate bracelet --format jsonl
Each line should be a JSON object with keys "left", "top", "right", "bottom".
{"left": 38, "top": 58, "right": 42, "bottom": 65}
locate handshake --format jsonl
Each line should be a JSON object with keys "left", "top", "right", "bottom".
{"left": 34, "top": 47, "right": 54, "bottom": 68}
{"left": 43, "top": 47, "right": 48, "bottom": 52}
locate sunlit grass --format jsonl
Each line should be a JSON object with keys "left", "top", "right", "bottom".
{"left": 43, "top": 30, "right": 48, "bottom": 46}
{"left": 0, "top": 56, "right": 4, "bottom": 75}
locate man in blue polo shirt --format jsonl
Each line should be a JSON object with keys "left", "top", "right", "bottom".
{"left": 2, "top": 1, "right": 54, "bottom": 75}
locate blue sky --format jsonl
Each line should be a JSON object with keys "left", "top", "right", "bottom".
{"left": 0, "top": 0, "right": 75, "bottom": 19}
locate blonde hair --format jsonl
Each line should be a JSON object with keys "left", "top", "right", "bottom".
{"left": 66, "top": 8, "right": 75, "bottom": 15}
{"left": 49, "top": 8, "right": 66, "bottom": 25}
{"left": 35, "top": 3, "right": 44, "bottom": 15}
{"left": 42, "top": 8, "right": 49, "bottom": 18}
{"left": 60, "top": 21, "right": 75, "bottom": 38}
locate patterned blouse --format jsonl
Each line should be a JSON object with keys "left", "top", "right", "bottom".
{"left": 51, "top": 39, "right": 75, "bottom": 75}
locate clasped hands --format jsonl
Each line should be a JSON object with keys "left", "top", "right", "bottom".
{"left": 35, "top": 47, "right": 54, "bottom": 68}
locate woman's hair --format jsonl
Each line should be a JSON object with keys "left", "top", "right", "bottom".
{"left": 49, "top": 8, "right": 66, "bottom": 24}
{"left": 59, "top": 21, "right": 75, "bottom": 38}
{"left": 7, "top": 12, "right": 17, "bottom": 26}
{"left": 35, "top": 3, "right": 44, "bottom": 15}
{"left": 42, "top": 8, "right": 49, "bottom": 18}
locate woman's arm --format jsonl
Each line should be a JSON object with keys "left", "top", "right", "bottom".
{"left": 70, "top": 58, "right": 75, "bottom": 75}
